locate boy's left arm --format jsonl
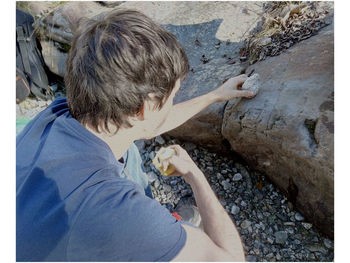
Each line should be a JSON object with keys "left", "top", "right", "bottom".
{"left": 156, "top": 74, "right": 255, "bottom": 136}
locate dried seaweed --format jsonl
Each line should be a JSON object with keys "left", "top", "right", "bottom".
{"left": 240, "top": 2, "right": 332, "bottom": 65}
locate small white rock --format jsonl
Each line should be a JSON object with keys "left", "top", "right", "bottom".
{"left": 301, "top": 222, "right": 313, "bottom": 230}
{"left": 242, "top": 73, "right": 260, "bottom": 96}
{"left": 231, "top": 205, "right": 240, "bottom": 215}
{"left": 155, "top": 135, "right": 165, "bottom": 145}
{"left": 295, "top": 212, "right": 305, "bottom": 221}
{"left": 233, "top": 173, "right": 243, "bottom": 181}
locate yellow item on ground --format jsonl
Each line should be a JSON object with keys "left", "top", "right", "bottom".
{"left": 152, "top": 147, "right": 176, "bottom": 176}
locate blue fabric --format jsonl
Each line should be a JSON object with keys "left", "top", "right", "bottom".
{"left": 16, "top": 98, "right": 186, "bottom": 261}
{"left": 120, "top": 143, "right": 153, "bottom": 199}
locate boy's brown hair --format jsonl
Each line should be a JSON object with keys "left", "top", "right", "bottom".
{"left": 65, "top": 9, "right": 189, "bottom": 133}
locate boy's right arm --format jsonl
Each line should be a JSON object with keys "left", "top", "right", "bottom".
{"left": 167, "top": 145, "right": 245, "bottom": 262}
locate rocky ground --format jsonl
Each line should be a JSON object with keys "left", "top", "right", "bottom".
{"left": 137, "top": 135, "right": 334, "bottom": 262}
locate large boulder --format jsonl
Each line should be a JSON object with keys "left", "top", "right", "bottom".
{"left": 222, "top": 24, "right": 334, "bottom": 237}
{"left": 33, "top": 1, "right": 264, "bottom": 150}
{"left": 112, "top": 2, "right": 264, "bottom": 150}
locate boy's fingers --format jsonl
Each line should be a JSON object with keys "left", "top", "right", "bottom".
{"left": 236, "top": 74, "right": 248, "bottom": 84}
{"left": 162, "top": 160, "right": 169, "bottom": 171}
{"left": 239, "top": 90, "right": 256, "bottom": 97}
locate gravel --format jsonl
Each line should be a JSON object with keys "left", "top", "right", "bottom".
{"left": 274, "top": 231, "right": 288, "bottom": 244}
{"left": 138, "top": 136, "right": 334, "bottom": 262}
{"left": 155, "top": 135, "right": 165, "bottom": 145}
{"left": 16, "top": 97, "right": 53, "bottom": 119}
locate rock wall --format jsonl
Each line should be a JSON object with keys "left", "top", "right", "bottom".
{"left": 222, "top": 24, "right": 334, "bottom": 237}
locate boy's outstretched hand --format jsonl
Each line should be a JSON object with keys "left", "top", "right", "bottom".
{"left": 212, "top": 74, "right": 256, "bottom": 102}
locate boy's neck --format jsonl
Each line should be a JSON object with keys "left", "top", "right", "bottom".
{"left": 86, "top": 125, "right": 139, "bottom": 161}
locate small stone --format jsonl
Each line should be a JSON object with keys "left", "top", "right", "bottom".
{"left": 241, "top": 220, "right": 251, "bottom": 229}
{"left": 220, "top": 200, "right": 227, "bottom": 207}
{"left": 149, "top": 151, "right": 156, "bottom": 160}
{"left": 311, "top": 236, "right": 319, "bottom": 243}
{"left": 323, "top": 238, "right": 333, "bottom": 249}
{"left": 231, "top": 205, "right": 240, "bottom": 215}
{"left": 220, "top": 180, "right": 231, "bottom": 190}
{"left": 206, "top": 166, "right": 214, "bottom": 173}
{"left": 233, "top": 173, "right": 243, "bottom": 181}
{"left": 246, "top": 255, "right": 257, "bottom": 262}
{"left": 276, "top": 213, "right": 288, "bottom": 221}
{"left": 285, "top": 228, "right": 295, "bottom": 234}
{"left": 240, "top": 200, "right": 247, "bottom": 207}
{"left": 183, "top": 142, "right": 196, "bottom": 151}
{"left": 293, "top": 239, "right": 301, "bottom": 245}
{"left": 295, "top": 212, "right": 305, "bottom": 221}
{"left": 284, "top": 222, "right": 296, "bottom": 227}
{"left": 134, "top": 140, "right": 146, "bottom": 151}
{"left": 274, "top": 231, "right": 288, "bottom": 244}
{"left": 163, "top": 184, "right": 172, "bottom": 192}
{"left": 147, "top": 171, "right": 158, "bottom": 183}
{"left": 216, "top": 173, "right": 224, "bottom": 180}
{"left": 154, "top": 179, "right": 160, "bottom": 189}
{"left": 155, "top": 135, "right": 165, "bottom": 145}
{"left": 257, "top": 212, "right": 264, "bottom": 220}
{"left": 276, "top": 253, "right": 282, "bottom": 260}
{"left": 267, "top": 237, "right": 274, "bottom": 244}
{"left": 301, "top": 222, "right": 313, "bottom": 230}
{"left": 305, "top": 244, "right": 328, "bottom": 254}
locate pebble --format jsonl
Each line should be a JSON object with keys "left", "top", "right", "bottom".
{"left": 206, "top": 166, "right": 214, "bottom": 173}
{"left": 231, "top": 205, "right": 240, "bottom": 215}
{"left": 274, "top": 231, "right": 288, "bottom": 244}
{"left": 216, "top": 173, "right": 224, "bottom": 180}
{"left": 246, "top": 255, "right": 257, "bottom": 262}
{"left": 147, "top": 171, "right": 158, "bottom": 183}
{"left": 183, "top": 142, "right": 196, "bottom": 151}
{"left": 154, "top": 179, "right": 160, "bottom": 189}
{"left": 276, "top": 253, "right": 282, "bottom": 260}
{"left": 267, "top": 237, "right": 274, "bottom": 244}
{"left": 163, "top": 184, "right": 172, "bottom": 192}
{"left": 284, "top": 222, "right": 296, "bottom": 227}
{"left": 295, "top": 212, "right": 305, "bottom": 221}
{"left": 149, "top": 151, "right": 156, "bottom": 160}
{"left": 233, "top": 173, "right": 243, "bottom": 181}
{"left": 301, "top": 222, "right": 313, "bottom": 230}
{"left": 241, "top": 220, "right": 252, "bottom": 229}
{"left": 305, "top": 244, "right": 328, "bottom": 254}
{"left": 155, "top": 135, "right": 165, "bottom": 145}
{"left": 138, "top": 134, "right": 333, "bottom": 262}
{"left": 240, "top": 200, "right": 247, "bottom": 207}
{"left": 220, "top": 180, "right": 231, "bottom": 190}
{"left": 323, "top": 238, "right": 333, "bottom": 249}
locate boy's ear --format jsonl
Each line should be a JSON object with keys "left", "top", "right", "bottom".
{"left": 134, "top": 93, "right": 158, "bottom": 121}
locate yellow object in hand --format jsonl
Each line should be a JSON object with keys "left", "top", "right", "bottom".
{"left": 152, "top": 147, "right": 176, "bottom": 176}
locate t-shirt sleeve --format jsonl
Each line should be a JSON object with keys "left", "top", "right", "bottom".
{"left": 66, "top": 180, "right": 187, "bottom": 261}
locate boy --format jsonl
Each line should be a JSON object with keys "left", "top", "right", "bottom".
{"left": 16, "top": 8, "right": 255, "bottom": 261}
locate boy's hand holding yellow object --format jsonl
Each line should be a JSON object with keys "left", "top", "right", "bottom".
{"left": 152, "top": 145, "right": 202, "bottom": 184}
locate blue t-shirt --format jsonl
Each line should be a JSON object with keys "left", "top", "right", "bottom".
{"left": 16, "top": 98, "right": 187, "bottom": 261}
